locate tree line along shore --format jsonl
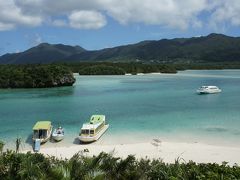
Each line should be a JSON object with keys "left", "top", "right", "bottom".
{"left": 66, "top": 61, "right": 240, "bottom": 75}
{"left": 1, "top": 62, "right": 240, "bottom": 88}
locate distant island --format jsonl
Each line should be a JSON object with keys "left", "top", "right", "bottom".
{"left": 0, "top": 65, "right": 75, "bottom": 88}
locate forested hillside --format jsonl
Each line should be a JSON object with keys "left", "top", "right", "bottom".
{"left": 1, "top": 34, "right": 240, "bottom": 64}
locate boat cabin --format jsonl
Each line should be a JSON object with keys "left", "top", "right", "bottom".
{"left": 80, "top": 115, "right": 105, "bottom": 137}
{"left": 32, "top": 121, "right": 52, "bottom": 142}
{"left": 200, "top": 86, "right": 218, "bottom": 89}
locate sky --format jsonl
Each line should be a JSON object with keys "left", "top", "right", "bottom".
{"left": 0, "top": 0, "right": 240, "bottom": 55}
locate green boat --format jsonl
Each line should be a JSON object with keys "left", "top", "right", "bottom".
{"left": 79, "top": 115, "right": 109, "bottom": 143}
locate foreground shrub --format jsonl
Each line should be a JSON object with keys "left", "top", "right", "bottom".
{"left": 0, "top": 150, "right": 240, "bottom": 180}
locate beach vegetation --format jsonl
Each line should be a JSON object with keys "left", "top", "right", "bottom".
{"left": 0, "top": 150, "right": 240, "bottom": 180}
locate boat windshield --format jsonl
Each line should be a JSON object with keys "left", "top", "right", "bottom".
{"left": 57, "top": 129, "right": 64, "bottom": 134}
{"left": 81, "top": 129, "right": 90, "bottom": 135}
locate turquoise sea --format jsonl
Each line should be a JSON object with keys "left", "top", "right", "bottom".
{"left": 1, "top": 70, "right": 240, "bottom": 149}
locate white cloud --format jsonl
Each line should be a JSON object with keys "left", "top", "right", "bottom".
{"left": 100, "top": 0, "right": 207, "bottom": 29}
{"left": 0, "top": 22, "right": 14, "bottom": 31}
{"left": 209, "top": 0, "right": 240, "bottom": 29}
{"left": 69, "top": 10, "right": 106, "bottom": 29}
{"left": 0, "top": 0, "right": 240, "bottom": 31}
{"left": 192, "top": 19, "right": 203, "bottom": 28}
{"left": 0, "top": 0, "right": 42, "bottom": 29}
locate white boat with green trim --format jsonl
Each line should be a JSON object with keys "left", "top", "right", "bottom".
{"left": 32, "top": 121, "right": 52, "bottom": 144}
{"left": 79, "top": 115, "right": 109, "bottom": 143}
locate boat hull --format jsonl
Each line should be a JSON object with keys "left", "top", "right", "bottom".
{"left": 33, "top": 135, "right": 51, "bottom": 144}
{"left": 52, "top": 134, "right": 64, "bottom": 141}
{"left": 197, "top": 89, "right": 222, "bottom": 94}
{"left": 79, "top": 124, "right": 109, "bottom": 143}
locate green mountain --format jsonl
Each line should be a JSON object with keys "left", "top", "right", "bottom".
{"left": 1, "top": 33, "right": 240, "bottom": 64}
{"left": 0, "top": 43, "right": 85, "bottom": 64}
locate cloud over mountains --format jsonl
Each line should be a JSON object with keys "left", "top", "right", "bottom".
{"left": 0, "top": 0, "right": 240, "bottom": 31}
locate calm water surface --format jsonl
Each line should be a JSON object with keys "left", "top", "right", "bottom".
{"left": 1, "top": 70, "right": 240, "bottom": 149}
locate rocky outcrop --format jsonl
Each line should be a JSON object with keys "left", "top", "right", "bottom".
{"left": 52, "top": 74, "right": 76, "bottom": 87}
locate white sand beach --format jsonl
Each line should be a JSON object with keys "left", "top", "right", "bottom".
{"left": 24, "top": 140, "right": 240, "bottom": 165}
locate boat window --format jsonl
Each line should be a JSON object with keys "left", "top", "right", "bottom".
{"left": 81, "top": 129, "right": 90, "bottom": 134}
{"left": 90, "top": 130, "right": 94, "bottom": 134}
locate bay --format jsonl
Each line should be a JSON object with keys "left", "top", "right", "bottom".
{"left": 1, "top": 70, "right": 240, "bottom": 149}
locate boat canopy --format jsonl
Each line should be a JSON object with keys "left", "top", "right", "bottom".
{"left": 33, "top": 121, "right": 51, "bottom": 130}
{"left": 90, "top": 115, "right": 105, "bottom": 124}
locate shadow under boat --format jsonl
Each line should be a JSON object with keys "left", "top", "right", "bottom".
{"left": 25, "top": 133, "right": 52, "bottom": 152}
{"left": 73, "top": 137, "right": 97, "bottom": 145}
{"left": 25, "top": 134, "right": 33, "bottom": 147}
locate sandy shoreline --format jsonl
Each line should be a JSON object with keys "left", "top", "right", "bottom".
{"left": 22, "top": 140, "right": 240, "bottom": 165}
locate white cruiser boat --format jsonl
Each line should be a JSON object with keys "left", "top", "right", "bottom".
{"left": 197, "top": 86, "right": 222, "bottom": 94}
{"left": 52, "top": 126, "right": 64, "bottom": 142}
{"left": 79, "top": 115, "right": 109, "bottom": 143}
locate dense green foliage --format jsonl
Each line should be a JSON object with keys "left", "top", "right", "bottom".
{"left": 65, "top": 62, "right": 177, "bottom": 75}
{"left": 66, "top": 61, "right": 240, "bottom": 75}
{"left": 79, "top": 65, "right": 126, "bottom": 75}
{"left": 1, "top": 61, "right": 239, "bottom": 88}
{"left": 0, "top": 64, "right": 75, "bottom": 88}
{"left": 0, "top": 150, "right": 240, "bottom": 180}
{"left": 1, "top": 33, "right": 240, "bottom": 65}
{"left": 73, "top": 61, "right": 240, "bottom": 75}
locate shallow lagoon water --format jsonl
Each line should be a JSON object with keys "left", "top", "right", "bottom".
{"left": 1, "top": 70, "right": 240, "bottom": 149}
